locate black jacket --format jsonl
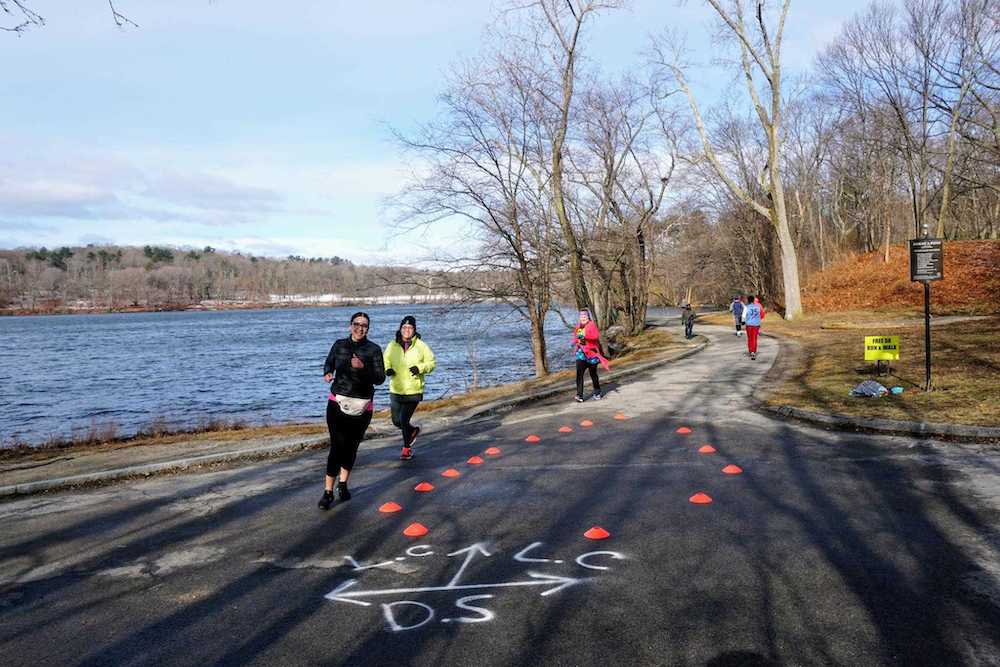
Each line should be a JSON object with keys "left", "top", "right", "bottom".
{"left": 324, "top": 337, "right": 386, "bottom": 400}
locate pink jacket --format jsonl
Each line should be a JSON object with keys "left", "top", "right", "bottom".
{"left": 574, "top": 321, "right": 610, "bottom": 370}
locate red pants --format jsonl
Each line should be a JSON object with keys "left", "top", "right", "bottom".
{"left": 746, "top": 325, "right": 760, "bottom": 353}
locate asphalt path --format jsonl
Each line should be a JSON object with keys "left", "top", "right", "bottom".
{"left": 2, "top": 325, "right": 999, "bottom": 666}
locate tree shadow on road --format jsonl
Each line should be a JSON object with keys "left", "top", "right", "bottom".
{"left": 2, "top": 340, "right": 999, "bottom": 665}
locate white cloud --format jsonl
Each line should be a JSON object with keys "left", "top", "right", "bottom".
{"left": 0, "top": 150, "right": 292, "bottom": 226}
{"left": 140, "top": 169, "right": 283, "bottom": 211}
{"left": 8, "top": 0, "right": 876, "bottom": 266}
{"left": 0, "top": 179, "right": 119, "bottom": 218}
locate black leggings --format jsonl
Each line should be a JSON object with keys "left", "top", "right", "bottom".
{"left": 576, "top": 359, "right": 601, "bottom": 397}
{"left": 325, "top": 400, "right": 373, "bottom": 477}
{"left": 390, "top": 393, "right": 421, "bottom": 445}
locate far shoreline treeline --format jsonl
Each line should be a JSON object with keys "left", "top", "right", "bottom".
{"left": 0, "top": 296, "right": 472, "bottom": 317}
{"left": 0, "top": 243, "right": 495, "bottom": 315}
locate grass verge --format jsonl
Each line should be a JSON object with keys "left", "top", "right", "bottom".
{"left": 703, "top": 311, "right": 1000, "bottom": 427}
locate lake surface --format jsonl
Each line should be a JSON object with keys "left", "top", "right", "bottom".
{"left": 0, "top": 304, "right": 679, "bottom": 446}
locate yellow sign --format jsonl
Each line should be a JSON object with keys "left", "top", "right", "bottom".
{"left": 864, "top": 335, "right": 900, "bottom": 361}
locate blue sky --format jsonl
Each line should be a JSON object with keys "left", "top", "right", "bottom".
{"left": 1, "top": 0, "right": 871, "bottom": 264}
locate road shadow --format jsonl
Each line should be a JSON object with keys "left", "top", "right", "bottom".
{"left": 2, "top": 329, "right": 999, "bottom": 665}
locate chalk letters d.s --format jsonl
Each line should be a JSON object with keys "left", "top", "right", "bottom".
{"left": 326, "top": 541, "right": 626, "bottom": 632}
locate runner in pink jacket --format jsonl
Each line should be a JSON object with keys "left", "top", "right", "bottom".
{"left": 573, "top": 310, "right": 609, "bottom": 402}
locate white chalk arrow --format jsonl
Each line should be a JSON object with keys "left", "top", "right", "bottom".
{"left": 445, "top": 543, "right": 492, "bottom": 588}
{"left": 324, "top": 579, "right": 372, "bottom": 607}
{"left": 531, "top": 572, "right": 587, "bottom": 597}
{"left": 343, "top": 555, "right": 398, "bottom": 572}
{"left": 323, "top": 572, "right": 588, "bottom": 605}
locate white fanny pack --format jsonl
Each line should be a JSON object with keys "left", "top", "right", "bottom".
{"left": 335, "top": 395, "right": 371, "bottom": 416}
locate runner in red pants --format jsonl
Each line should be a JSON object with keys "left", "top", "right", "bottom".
{"left": 742, "top": 296, "right": 764, "bottom": 360}
{"left": 746, "top": 324, "right": 760, "bottom": 355}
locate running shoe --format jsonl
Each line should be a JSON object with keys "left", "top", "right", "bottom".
{"left": 337, "top": 482, "right": 351, "bottom": 501}
{"left": 592, "top": 392, "right": 603, "bottom": 400}
{"left": 407, "top": 426, "right": 421, "bottom": 447}
{"left": 574, "top": 395, "right": 585, "bottom": 403}
{"left": 400, "top": 446, "right": 413, "bottom": 460}
{"left": 317, "top": 490, "right": 334, "bottom": 511}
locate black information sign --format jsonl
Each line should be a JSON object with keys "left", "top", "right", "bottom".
{"left": 909, "top": 238, "right": 944, "bottom": 282}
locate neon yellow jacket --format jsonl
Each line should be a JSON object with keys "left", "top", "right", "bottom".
{"left": 382, "top": 337, "right": 436, "bottom": 395}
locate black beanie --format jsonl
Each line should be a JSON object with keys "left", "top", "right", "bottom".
{"left": 400, "top": 315, "right": 416, "bottom": 328}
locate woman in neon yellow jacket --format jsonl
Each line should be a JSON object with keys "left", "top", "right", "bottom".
{"left": 382, "top": 315, "right": 436, "bottom": 460}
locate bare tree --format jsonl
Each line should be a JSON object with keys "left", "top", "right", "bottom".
{"left": 654, "top": 0, "right": 805, "bottom": 319}
{"left": 392, "top": 53, "right": 558, "bottom": 376}
{"left": 567, "top": 76, "right": 677, "bottom": 333}
{"left": 928, "top": 0, "right": 998, "bottom": 235}
{"left": 1, "top": 1, "right": 136, "bottom": 33}
{"left": 820, "top": 0, "right": 944, "bottom": 239}
{"left": 507, "top": 0, "right": 626, "bottom": 314}
{"left": 0, "top": 0, "right": 42, "bottom": 32}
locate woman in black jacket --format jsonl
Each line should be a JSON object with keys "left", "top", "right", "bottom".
{"left": 318, "top": 311, "right": 386, "bottom": 510}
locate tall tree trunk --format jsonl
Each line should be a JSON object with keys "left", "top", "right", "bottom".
{"left": 632, "top": 224, "right": 649, "bottom": 334}
{"left": 883, "top": 210, "right": 891, "bottom": 263}
{"left": 529, "top": 306, "right": 549, "bottom": 377}
{"left": 551, "top": 124, "right": 590, "bottom": 313}
{"left": 546, "top": 3, "right": 592, "bottom": 314}
{"left": 936, "top": 81, "right": 971, "bottom": 238}
{"left": 770, "top": 157, "right": 803, "bottom": 318}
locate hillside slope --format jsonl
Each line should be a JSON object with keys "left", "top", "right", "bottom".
{"left": 802, "top": 240, "right": 1000, "bottom": 315}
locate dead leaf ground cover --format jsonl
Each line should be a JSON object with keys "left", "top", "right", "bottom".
{"left": 802, "top": 240, "right": 999, "bottom": 315}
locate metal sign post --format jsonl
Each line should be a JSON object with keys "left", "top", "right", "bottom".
{"left": 923, "top": 281, "right": 931, "bottom": 390}
{"left": 909, "top": 234, "right": 943, "bottom": 391}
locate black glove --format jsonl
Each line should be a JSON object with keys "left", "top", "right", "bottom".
{"left": 385, "top": 368, "right": 395, "bottom": 377}
{"left": 409, "top": 366, "right": 420, "bottom": 376}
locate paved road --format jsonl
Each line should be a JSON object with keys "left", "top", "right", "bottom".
{"left": 2, "top": 326, "right": 999, "bottom": 666}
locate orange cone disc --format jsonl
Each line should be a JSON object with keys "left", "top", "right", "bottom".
{"left": 698, "top": 445, "right": 717, "bottom": 454}
{"left": 584, "top": 526, "right": 611, "bottom": 540}
{"left": 722, "top": 464, "right": 743, "bottom": 475}
{"left": 378, "top": 502, "right": 402, "bottom": 513}
{"left": 676, "top": 427, "right": 692, "bottom": 434}
{"left": 525, "top": 435, "right": 541, "bottom": 443}
{"left": 467, "top": 455, "right": 484, "bottom": 465}
{"left": 613, "top": 413, "right": 627, "bottom": 420}
{"left": 580, "top": 420, "right": 594, "bottom": 427}
{"left": 403, "top": 522, "right": 428, "bottom": 537}
{"left": 441, "top": 468, "right": 461, "bottom": 478}
{"left": 484, "top": 447, "right": 502, "bottom": 456}
{"left": 558, "top": 426, "right": 573, "bottom": 433}
{"left": 689, "top": 492, "right": 713, "bottom": 504}
{"left": 414, "top": 482, "right": 434, "bottom": 492}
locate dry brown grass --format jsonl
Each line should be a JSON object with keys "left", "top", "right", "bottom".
{"left": 703, "top": 240, "right": 1000, "bottom": 426}
{"left": 761, "top": 315, "right": 1000, "bottom": 426}
{"left": 696, "top": 307, "right": 1000, "bottom": 427}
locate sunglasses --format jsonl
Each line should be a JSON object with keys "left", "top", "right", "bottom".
{"left": 351, "top": 321, "right": 369, "bottom": 329}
